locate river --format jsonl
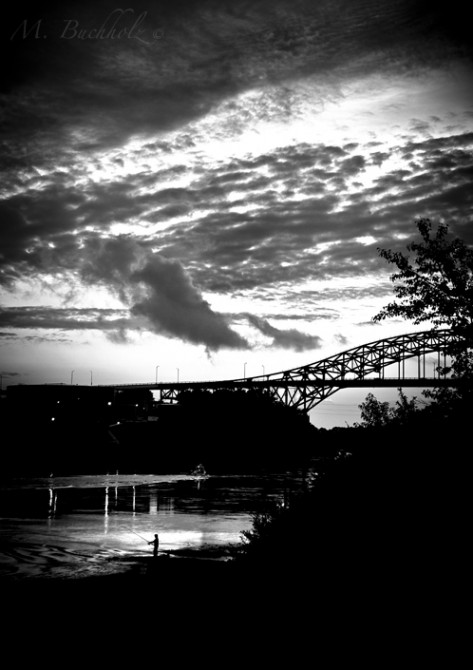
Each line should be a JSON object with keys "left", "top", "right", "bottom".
{"left": 0, "top": 469, "right": 315, "bottom": 581}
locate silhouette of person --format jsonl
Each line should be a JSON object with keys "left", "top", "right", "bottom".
{"left": 149, "top": 533, "right": 159, "bottom": 558}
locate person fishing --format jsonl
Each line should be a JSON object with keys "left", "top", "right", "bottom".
{"left": 148, "top": 533, "right": 160, "bottom": 558}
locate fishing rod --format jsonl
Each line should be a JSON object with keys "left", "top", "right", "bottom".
{"left": 130, "top": 529, "right": 151, "bottom": 543}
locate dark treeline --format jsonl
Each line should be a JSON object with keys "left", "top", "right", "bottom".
{"left": 91, "top": 387, "right": 322, "bottom": 474}
{"left": 142, "top": 388, "right": 319, "bottom": 473}
{"left": 0, "top": 386, "right": 325, "bottom": 476}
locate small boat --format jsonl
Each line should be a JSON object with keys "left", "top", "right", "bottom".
{"left": 191, "top": 463, "right": 208, "bottom": 477}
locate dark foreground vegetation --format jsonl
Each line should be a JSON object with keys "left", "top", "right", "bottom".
{"left": 236, "top": 397, "right": 468, "bottom": 595}
{"left": 234, "top": 219, "right": 472, "bottom": 599}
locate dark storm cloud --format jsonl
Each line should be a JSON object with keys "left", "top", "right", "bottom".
{"left": 246, "top": 314, "right": 322, "bottom": 352}
{"left": 370, "top": 133, "right": 473, "bottom": 215}
{"left": 340, "top": 155, "right": 365, "bottom": 175}
{"left": 129, "top": 253, "right": 247, "bottom": 350}
{"left": 2, "top": 0, "right": 469, "bottom": 172}
{"left": 179, "top": 125, "right": 473, "bottom": 289}
{"left": 0, "top": 333, "right": 73, "bottom": 344}
{"left": 0, "top": 204, "right": 29, "bottom": 284}
{"left": 370, "top": 151, "right": 391, "bottom": 166}
{"left": 170, "top": 134, "right": 473, "bottom": 289}
{"left": 258, "top": 310, "right": 339, "bottom": 322}
{"left": 0, "top": 222, "right": 249, "bottom": 349}
{"left": 0, "top": 306, "right": 131, "bottom": 331}
{"left": 401, "top": 133, "right": 473, "bottom": 155}
{"left": 0, "top": 196, "right": 91, "bottom": 286}
{"left": 367, "top": 169, "right": 413, "bottom": 194}
{"left": 77, "top": 236, "right": 249, "bottom": 349}
{"left": 2, "top": 125, "right": 472, "bottom": 304}
{"left": 0, "top": 139, "right": 344, "bottom": 282}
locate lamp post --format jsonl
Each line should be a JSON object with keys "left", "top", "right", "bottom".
{"left": 71, "top": 370, "right": 74, "bottom": 385}
{"left": 90, "top": 370, "right": 93, "bottom": 386}
{"left": 176, "top": 368, "right": 180, "bottom": 383}
{"left": 244, "top": 362, "right": 247, "bottom": 379}
{"left": 262, "top": 365, "right": 265, "bottom": 376}
{"left": 155, "top": 365, "right": 159, "bottom": 383}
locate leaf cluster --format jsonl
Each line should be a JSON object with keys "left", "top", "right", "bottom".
{"left": 374, "top": 218, "right": 473, "bottom": 344}
{"left": 356, "top": 389, "right": 420, "bottom": 429}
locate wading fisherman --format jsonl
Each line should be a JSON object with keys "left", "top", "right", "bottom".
{"left": 148, "top": 533, "right": 159, "bottom": 558}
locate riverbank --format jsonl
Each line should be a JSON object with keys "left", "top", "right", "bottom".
{"left": 0, "top": 542, "right": 242, "bottom": 583}
{"left": 2, "top": 538, "right": 434, "bottom": 627}
{"left": 1, "top": 547, "right": 278, "bottom": 619}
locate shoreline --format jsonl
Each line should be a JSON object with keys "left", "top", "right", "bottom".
{"left": 0, "top": 541, "right": 246, "bottom": 585}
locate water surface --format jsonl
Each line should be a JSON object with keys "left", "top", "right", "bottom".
{"left": 0, "top": 471, "right": 306, "bottom": 580}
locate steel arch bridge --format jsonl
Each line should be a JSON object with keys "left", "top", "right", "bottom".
{"left": 106, "top": 329, "right": 463, "bottom": 413}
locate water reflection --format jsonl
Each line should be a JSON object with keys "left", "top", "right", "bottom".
{"left": 104, "top": 486, "right": 109, "bottom": 534}
{"left": 0, "top": 471, "right": 309, "bottom": 579}
{"left": 149, "top": 490, "right": 158, "bottom": 515}
{"left": 21, "top": 475, "right": 302, "bottom": 523}
{"left": 36, "top": 481, "right": 182, "bottom": 521}
{"left": 48, "top": 487, "right": 57, "bottom": 521}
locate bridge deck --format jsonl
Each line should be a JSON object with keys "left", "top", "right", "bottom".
{"left": 100, "top": 377, "right": 453, "bottom": 391}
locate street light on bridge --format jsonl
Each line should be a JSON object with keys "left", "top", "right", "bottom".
{"left": 244, "top": 362, "right": 247, "bottom": 379}
{"left": 70, "top": 370, "right": 74, "bottom": 385}
{"left": 176, "top": 368, "right": 180, "bottom": 383}
{"left": 155, "top": 365, "right": 159, "bottom": 383}
{"left": 262, "top": 365, "right": 265, "bottom": 376}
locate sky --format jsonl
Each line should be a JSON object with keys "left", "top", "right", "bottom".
{"left": 1, "top": 0, "right": 472, "bottom": 427}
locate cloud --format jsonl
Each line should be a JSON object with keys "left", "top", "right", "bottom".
{"left": 334, "top": 334, "right": 348, "bottom": 347}
{"left": 258, "top": 310, "right": 339, "bottom": 321}
{"left": 129, "top": 253, "right": 248, "bottom": 350}
{"left": 162, "top": 131, "right": 473, "bottom": 294}
{"left": 0, "top": 305, "right": 136, "bottom": 343}
{"left": 78, "top": 237, "right": 249, "bottom": 350}
{"left": 0, "top": 307, "right": 130, "bottom": 331}
{"left": 2, "top": 127, "right": 472, "bottom": 314}
{"left": 0, "top": 235, "right": 250, "bottom": 349}
{"left": 246, "top": 314, "right": 322, "bottom": 352}
{"left": 2, "top": 0, "right": 469, "bottom": 174}
{"left": 1, "top": 1, "right": 472, "bottom": 365}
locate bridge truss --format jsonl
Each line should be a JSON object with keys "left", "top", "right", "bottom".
{"left": 109, "top": 329, "right": 463, "bottom": 413}
{"left": 255, "top": 328, "right": 459, "bottom": 412}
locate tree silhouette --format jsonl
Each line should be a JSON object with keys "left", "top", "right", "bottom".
{"left": 373, "top": 218, "right": 473, "bottom": 343}
{"left": 357, "top": 392, "right": 391, "bottom": 428}
{"left": 374, "top": 218, "right": 473, "bottom": 409}
{"left": 357, "top": 389, "right": 419, "bottom": 429}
